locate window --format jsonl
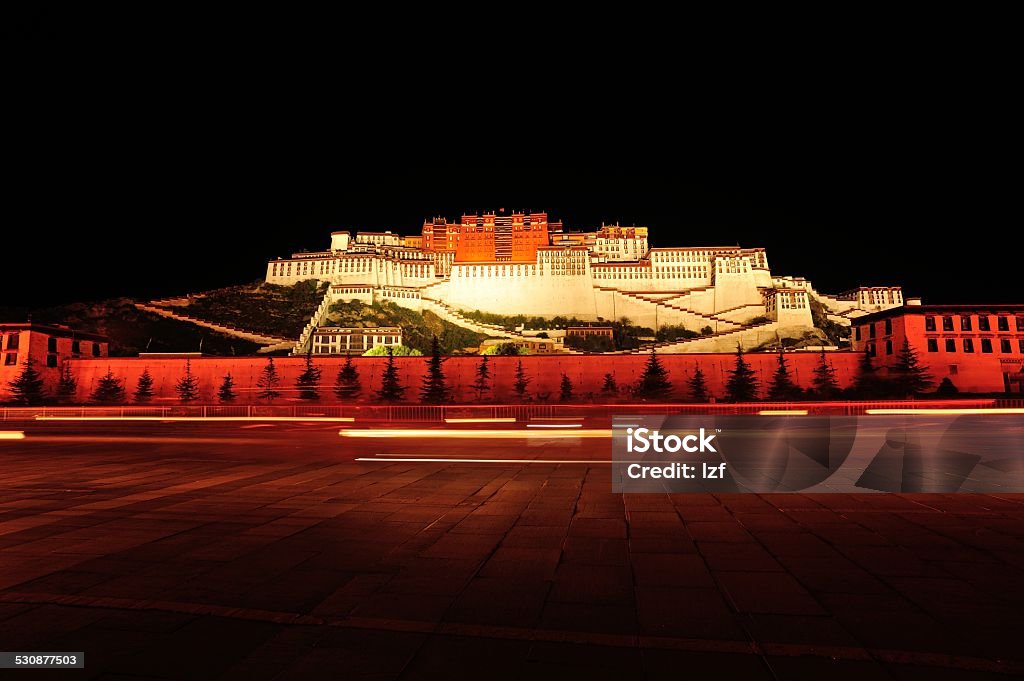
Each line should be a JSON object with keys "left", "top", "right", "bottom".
{"left": 1017, "top": 317, "right": 1024, "bottom": 332}
{"left": 885, "top": 319, "right": 893, "bottom": 335}
{"left": 854, "top": 327, "right": 861, "bottom": 341}
{"left": 963, "top": 338, "right": 974, "bottom": 353}
{"left": 1001, "top": 339, "right": 1012, "bottom": 353}
{"left": 72, "top": 340, "right": 81, "bottom": 354}
{"left": 1019, "top": 340, "right": 1024, "bottom": 353}
{"left": 945, "top": 339, "right": 956, "bottom": 352}
{"left": 981, "top": 338, "right": 993, "bottom": 353}
{"left": 3, "top": 353, "right": 15, "bottom": 365}
{"left": 961, "top": 316, "right": 972, "bottom": 331}
{"left": 942, "top": 316, "right": 953, "bottom": 331}
{"left": 869, "top": 324, "right": 876, "bottom": 338}
{"left": 979, "top": 316, "right": 990, "bottom": 331}
{"left": 46, "top": 354, "right": 58, "bottom": 368}
{"left": 927, "top": 338, "right": 939, "bottom": 352}
{"left": 925, "top": 316, "right": 936, "bottom": 331}
{"left": 7, "top": 333, "right": 19, "bottom": 350}
{"left": 47, "top": 337, "right": 57, "bottom": 352}
{"left": 92, "top": 343, "right": 101, "bottom": 357}
{"left": 886, "top": 340, "right": 893, "bottom": 355}
{"left": 867, "top": 342, "right": 876, "bottom": 357}
{"left": 998, "top": 316, "right": 1009, "bottom": 331}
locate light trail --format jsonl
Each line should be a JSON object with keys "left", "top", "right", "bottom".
{"left": 443, "top": 417, "right": 517, "bottom": 423}
{"left": 0, "top": 431, "right": 26, "bottom": 440}
{"left": 339, "top": 428, "right": 609, "bottom": 439}
{"left": 865, "top": 408, "right": 1024, "bottom": 415}
{"left": 758, "top": 410, "right": 810, "bottom": 416}
{"left": 34, "top": 416, "right": 355, "bottom": 423}
{"left": 526, "top": 423, "right": 583, "bottom": 428}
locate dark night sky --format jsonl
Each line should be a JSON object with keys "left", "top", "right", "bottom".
{"left": 5, "top": 168, "right": 1019, "bottom": 310}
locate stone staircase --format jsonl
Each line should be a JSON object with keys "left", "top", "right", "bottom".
{"left": 614, "top": 290, "right": 744, "bottom": 331}
{"left": 419, "top": 295, "right": 531, "bottom": 341}
{"left": 134, "top": 303, "right": 291, "bottom": 347}
{"left": 619, "top": 320, "right": 778, "bottom": 354}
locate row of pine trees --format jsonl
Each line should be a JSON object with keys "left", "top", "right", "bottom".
{"left": 4, "top": 337, "right": 936, "bottom": 406}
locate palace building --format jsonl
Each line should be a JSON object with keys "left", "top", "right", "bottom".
{"left": 266, "top": 210, "right": 903, "bottom": 354}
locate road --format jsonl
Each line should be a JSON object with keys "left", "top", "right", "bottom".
{"left": 1, "top": 419, "right": 1023, "bottom": 679}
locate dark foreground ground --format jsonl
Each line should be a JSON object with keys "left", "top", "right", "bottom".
{"left": 1, "top": 420, "right": 1023, "bottom": 680}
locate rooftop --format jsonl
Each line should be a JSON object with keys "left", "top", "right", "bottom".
{"left": 0, "top": 323, "right": 108, "bottom": 342}
{"left": 854, "top": 304, "right": 1024, "bottom": 322}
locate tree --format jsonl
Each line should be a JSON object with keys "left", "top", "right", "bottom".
{"left": 376, "top": 347, "right": 406, "bottom": 403}
{"left": 767, "top": 352, "right": 800, "bottom": 401}
{"left": 55, "top": 363, "right": 77, "bottom": 404}
{"left": 175, "top": 358, "right": 200, "bottom": 403}
{"left": 513, "top": 360, "right": 531, "bottom": 401}
{"left": 810, "top": 351, "right": 839, "bottom": 399}
{"left": 559, "top": 373, "right": 574, "bottom": 402}
{"left": 218, "top": 373, "right": 237, "bottom": 402}
{"left": 419, "top": 336, "right": 450, "bottom": 404}
{"left": 472, "top": 354, "right": 491, "bottom": 401}
{"left": 7, "top": 359, "right": 47, "bottom": 406}
{"left": 725, "top": 346, "right": 759, "bottom": 402}
{"left": 91, "top": 369, "right": 126, "bottom": 404}
{"left": 687, "top": 366, "right": 710, "bottom": 402}
{"left": 257, "top": 356, "right": 282, "bottom": 401}
{"left": 134, "top": 367, "right": 155, "bottom": 403}
{"left": 891, "top": 339, "right": 933, "bottom": 397}
{"left": 364, "top": 344, "right": 422, "bottom": 356}
{"left": 334, "top": 355, "right": 361, "bottom": 399}
{"left": 295, "top": 353, "right": 322, "bottom": 401}
{"left": 853, "top": 350, "right": 884, "bottom": 398}
{"left": 601, "top": 372, "right": 618, "bottom": 396}
{"left": 936, "top": 377, "right": 959, "bottom": 396}
{"left": 636, "top": 349, "right": 673, "bottom": 400}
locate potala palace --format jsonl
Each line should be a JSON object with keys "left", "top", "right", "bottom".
{"left": 265, "top": 211, "right": 903, "bottom": 353}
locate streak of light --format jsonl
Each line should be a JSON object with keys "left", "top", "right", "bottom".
{"left": 444, "top": 418, "right": 517, "bottom": 423}
{"left": 758, "top": 410, "right": 809, "bottom": 416}
{"left": 15, "top": 436, "right": 275, "bottom": 445}
{"left": 356, "top": 457, "right": 611, "bottom": 464}
{"left": 0, "top": 431, "right": 26, "bottom": 440}
{"left": 339, "top": 428, "right": 609, "bottom": 439}
{"left": 35, "top": 416, "right": 355, "bottom": 423}
{"left": 865, "top": 408, "right": 1024, "bottom": 415}
{"left": 530, "top": 417, "right": 586, "bottom": 421}
{"left": 526, "top": 423, "right": 583, "bottom": 428}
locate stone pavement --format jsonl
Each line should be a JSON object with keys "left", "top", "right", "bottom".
{"left": 1, "top": 425, "right": 1023, "bottom": 679}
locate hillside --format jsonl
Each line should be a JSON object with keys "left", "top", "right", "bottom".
{"left": 326, "top": 300, "right": 489, "bottom": 354}
{"left": 4, "top": 298, "right": 262, "bottom": 357}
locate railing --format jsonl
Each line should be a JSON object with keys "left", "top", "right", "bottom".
{"left": 2, "top": 399, "right": 1018, "bottom": 422}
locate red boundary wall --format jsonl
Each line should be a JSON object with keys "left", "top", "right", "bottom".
{"left": 57, "top": 353, "right": 863, "bottom": 404}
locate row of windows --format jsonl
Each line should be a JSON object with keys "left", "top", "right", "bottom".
{"left": 1, "top": 335, "right": 101, "bottom": 356}
{"left": 927, "top": 337, "right": 1024, "bottom": 354}
{"left": 925, "top": 315, "right": 1023, "bottom": 332}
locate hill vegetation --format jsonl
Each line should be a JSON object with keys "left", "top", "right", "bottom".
{"left": 326, "top": 300, "right": 489, "bottom": 355}
{"left": 169, "top": 280, "right": 328, "bottom": 338}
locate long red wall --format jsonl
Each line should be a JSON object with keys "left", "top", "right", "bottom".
{"left": 59, "top": 353, "right": 863, "bottom": 404}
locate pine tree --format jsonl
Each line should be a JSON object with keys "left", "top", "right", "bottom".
{"left": 134, "top": 367, "right": 155, "bottom": 403}
{"left": 257, "top": 356, "right": 282, "bottom": 401}
{"left": 601, "top": 372, "right": 618, "bottom": 396}
{"left": 295, "top": 353, "right": 322, "bottom": 401}
{"left": 376, "top": 347, "right": 406, "bottom": 403}
{"left": 7, "top": 359, "right": 47, "bottom": 406}
{"left": 175, "top": 358, "right": 200, "bottom": 403}
{"left": 687, "top": 366, "right": 709, "bottom": 402}
{"left": 767, "top": 352, "right": 800, "bottom": 401}
{"left": 811, "top": 351, "right": 839, "bottom": 399}
{"left": 513, "top": 360, "right": 531, "bottom": 401}
{"left": 725, "top": 346, "right": 759, "bottom": 402}
{"left": 91, "top": 369, "right": 126, "bottom": 404}
{"left": 891, "top": 339, "right": 933, "bottom": 397}
{"left": 853, "top": 349, "right": 883, "bottom": 398}
{"left": 559, "top": 373, "right": 574, "bottom": 402}
{"left": 334, "top": 355, "right": 361, "bottom": 399}
{"left": 636, "top": 349, "right": 672, "bottom": 400}
{"left": 218, "top": 373, "right": 237, "bottom": 402}
{"left": 472, "top": 354, "right": 491, "bottom": 401}
{"left": 419, "top": 336, "right": 450, "bottom": 404}
{"left": 55, "top": 363, "right": 77, "bottom": 404}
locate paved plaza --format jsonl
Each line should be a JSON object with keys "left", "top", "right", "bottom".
{"left": 1, "top": 421, "right": 1023, "bottom": 679}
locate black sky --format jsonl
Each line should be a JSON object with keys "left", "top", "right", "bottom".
{"left": 5, "top": 167, "right": 1019, "bottom": 310}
